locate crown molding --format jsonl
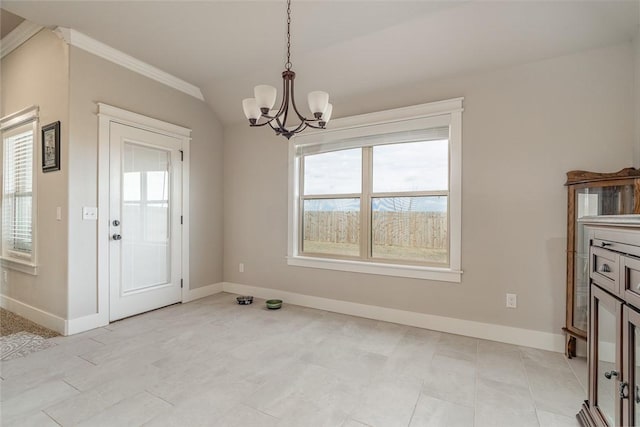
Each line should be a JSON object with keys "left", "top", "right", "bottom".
{"left": 54, "top": 27, "right": 205, "bottom": 101}
{"left": 0, "top": 20, "right": 43, "bottom": 59}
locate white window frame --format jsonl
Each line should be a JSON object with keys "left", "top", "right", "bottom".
{"left": 0, "top": 106, "right": 39, "bottom": 275}
{"left": 288, "top": 98, "right": 463, "bottom": 282}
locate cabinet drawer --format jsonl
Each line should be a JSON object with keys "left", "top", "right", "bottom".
{"left": 622, "top": 255, "right": 640, "bottom": 307}
{"left": 591, "top": 246, "right": 620, "bottom": 295}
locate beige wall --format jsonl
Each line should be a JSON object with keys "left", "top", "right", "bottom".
{"left": 0, "top": 30, "right": 70, "bottom": 318}
{"left": 223, "top": 43, "right": 635, "bottom": 335}
{"left": 67, "top": 47, "right": 224, "bottom": 319}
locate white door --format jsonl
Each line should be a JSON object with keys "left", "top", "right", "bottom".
{"left": 109, "top": 122, "right": 182, "bottom": 321}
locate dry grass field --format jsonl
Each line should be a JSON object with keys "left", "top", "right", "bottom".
{"left": 303, "top": 209, "right": 448, "bottom": 264}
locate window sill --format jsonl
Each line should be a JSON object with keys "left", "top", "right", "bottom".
{"left": 0, "top": 257, "right": 38, "bottom": 275}
{"left": 286, "top": 255, "right": 462, "bottom": 282}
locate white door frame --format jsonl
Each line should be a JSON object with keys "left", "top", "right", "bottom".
{"left": 97, "top": 103, "right": 190, "bottom": 327}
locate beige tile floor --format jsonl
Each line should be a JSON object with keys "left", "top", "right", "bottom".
{"left": 0, "top": 293, "right": 586, "bottom": 426}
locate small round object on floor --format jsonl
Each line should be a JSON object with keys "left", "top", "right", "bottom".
{"left": 236, "top": 296, "right": 253, "bottom": 305}
{"left": 265, "top": 299, "right": 283, "bottom": 310}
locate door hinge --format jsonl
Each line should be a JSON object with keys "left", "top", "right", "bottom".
{"left": 179, "top": 150, "right": 184, "bottom": 161}
{"left": 180, "top": 215, "right": 183, "bottom": 225}
{"left": 180, "top": 279, "right": 183, "bottom": 289}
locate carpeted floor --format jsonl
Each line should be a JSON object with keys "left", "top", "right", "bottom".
{"left": 0, "top": 308, "right": 59, "bottom": 338}
{"left": 0, "top": 331, "right": 56, "bottom": 361}
{"left": 0, "top": 308, "right": 59, "bottom": 361}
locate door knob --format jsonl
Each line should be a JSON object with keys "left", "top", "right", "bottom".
{"left": 112, "top": 234, "right": 122, "bottom": 241}
{"left": 620, "top": 382, "right": 629, "bottom": 399}
{"left": 112, "top": 220, "right": 120, "bottom": 226}
{"left": 605, "top": 370, "right": 619, "bottom": 379}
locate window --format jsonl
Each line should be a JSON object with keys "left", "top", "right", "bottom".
{"left": 122, "top": 143, "right": 170, "bottom": 244}
{"left": 288, "top": 98, "right": 462, "bottom": 282}
{"left": 1, "top": 106, "right": 38, "bottom": 272}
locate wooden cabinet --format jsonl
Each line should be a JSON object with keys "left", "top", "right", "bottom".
{"left": 564, "top": 168, "right": 640, "bottom": 358}
{"left": 579, "top": 219, "right": 640, "bottom": 426}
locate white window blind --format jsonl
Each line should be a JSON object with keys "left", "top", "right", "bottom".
{"left": 3, "top": 126, "right": 34, "bottom": 256}
{"left": 294, "top": 114, "right": 452, "bottom": 156}
{"left": 296, "top": 126, "right": 450, "bottom": 156}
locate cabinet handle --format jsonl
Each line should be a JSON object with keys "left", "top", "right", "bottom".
{"left": 600, "top": 264, "right": 611, "bottom": 273}
{"left": 620, "top": 382, "right": 629, "bottom": 399}
{"left": 605, "top": 370, "right": 619, "bottom": 379}
{"left": 601, "top": 242, "right": 612, "bottom": 247}
{"left": 636, "top": 385, "right": 640, "bottom": 404}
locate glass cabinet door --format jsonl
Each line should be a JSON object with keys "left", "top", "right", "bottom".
{"left": 591, "top": 284, "right": 623, "bottom": 426}
{"left": 573, "top": 184, "right": 635, "bottom": 333}
{"left": 624, "top": 305, "right": 640, "bottom": 426}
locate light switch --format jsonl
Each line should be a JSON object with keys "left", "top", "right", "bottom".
{"left": 56, "top": 207, "right": 62, "bottom": 221}
{"left": 82, "top": 207, "right": 98, "bottom": 220}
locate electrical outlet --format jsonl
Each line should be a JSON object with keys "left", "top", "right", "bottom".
{"left": 239, "top": 263, "right": 244, "bottom": 273}
{"left": 506, "top": 293, "right": 517, "bottom": 308}
{"left": 82, "top": 207, "right": 98, "bottom": 221}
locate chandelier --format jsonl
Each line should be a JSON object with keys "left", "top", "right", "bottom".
{"left": 241, "top": 0, "right": 332, "bottom": 140}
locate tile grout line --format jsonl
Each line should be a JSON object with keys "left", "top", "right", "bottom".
{"left": 405, "top": 377, "right": 425, "bottom": 427}
{"left": 61, "top": 378, "right": 81, "bottom": 392}
{"left": 473, "top": 339, "right": 479, "bottom": 427}
{"left": 566, "top": 356, "right": 587, "bottom": 396}
{"left": 144, "top": 388, "right": 176, "bottom": 406}
{"left": 42, "top": 409, "right": 63, "bottom": 426}
{"left": 519, "top": 349, "right": 542, "bottom": 426}
{"left": 77, "top": 354, "right": 98, "bottom": 366}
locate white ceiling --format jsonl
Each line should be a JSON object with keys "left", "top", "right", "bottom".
{"left": 3, "top": 1, "right": 639, "bottom": 125}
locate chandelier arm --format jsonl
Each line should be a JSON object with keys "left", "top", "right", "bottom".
{"left": 267, "top": 120, "right": 281, "bottom": 134}
{"left": 281, "top": 76, "right": 292, "bottom": 131}
{"left": 272, "top": 113, "right": 286, "bottom": 131}
{"left": 305, "top": 123, "right": 325, "bottom": 130}
{"left": 269, "top": 73, "right": 289, "bottom": 121}
{"left": 250, "top": 118, "right": 276, "bottom": 128}
{"left": 288, "top": 77, "right": 309, "bottom": 123}
{"left": 290, "top": 120, "right": 308, "bottom": 135}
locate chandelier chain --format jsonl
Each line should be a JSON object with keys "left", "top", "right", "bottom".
{"left": 285, "top": 0, "right": 292, "bottom": 70}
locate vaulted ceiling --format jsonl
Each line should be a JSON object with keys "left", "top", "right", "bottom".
{"left": 1, "top": 8, "right": 24, "bottom": 38}
{"left": 3, "top": 1, "right": 639, "bottom": 125}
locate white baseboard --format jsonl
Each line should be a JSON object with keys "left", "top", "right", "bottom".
{"left": 183, "top": 282, "right": 224, "bottom": 303}
{"left": 2, "top": 282, "right": 565, "bottom": 353}
{"left": 65, "top": 313, "right": 108, "bottom": 336}
{"left": 222, "top": 282, "right": 565, "bottom": 353}
{"left": 64, "top": 283, "right": 224, "bottom": 336}
{"left": 0, "top": 294, "right": 66, "bottom": 335}
{"left": 65, "top": 282, "right": 225, "bottom": 336}
{"left": 576, "top": 338, "right": 588, "bottom": 358}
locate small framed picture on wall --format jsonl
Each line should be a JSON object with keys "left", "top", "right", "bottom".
{"left": 42, "top": 121, "right": 60, "bottom": 172}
